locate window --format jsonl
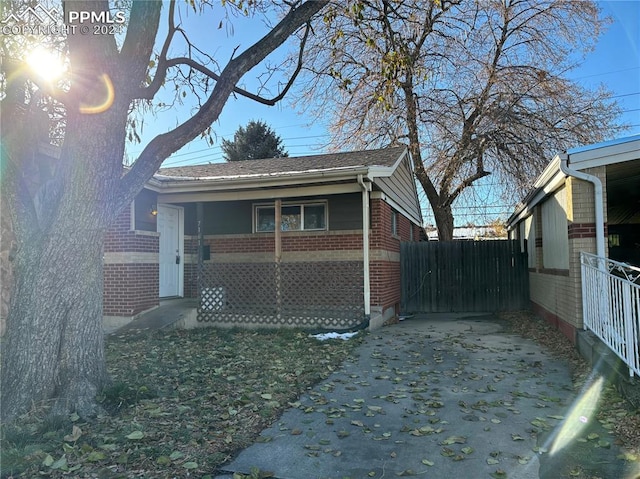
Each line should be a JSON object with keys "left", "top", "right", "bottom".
{"left": 255, "top": 202, "right": 327, "bottom": 232}
{"left": 541, "top": 188, "right": 569, "bottom": 269}
{"left": 519, "top": 215, "right": 536, "bottom": 268}
{"left": 391, "top": 210, "right": 399, "bottom": 236}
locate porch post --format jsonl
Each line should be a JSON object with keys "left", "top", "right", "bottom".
{"left": 275, "top": 199, "right": 282, "bottom": 318}
{"left": 197, "top": 202, "right": 204, "bottom": 308}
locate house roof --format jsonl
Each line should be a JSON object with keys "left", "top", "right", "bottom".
{"left": 151, "top": 145, "right": 423, "bottom": 226}
{"left": 507, "top": 135, "right": 640, "bottom": 228}
{"left": 156, "top": 146, "right": 406, "bottom": 181}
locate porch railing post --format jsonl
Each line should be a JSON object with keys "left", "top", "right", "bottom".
{"left": 197, "top": 201, "right": 204, "bottom": 320}
{"left": 274, "top": 199, "right": 282, "bottom": 319}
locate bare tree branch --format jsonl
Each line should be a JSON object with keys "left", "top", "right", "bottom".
{"left": 117, "top": 0, "right": 329, "bottom": 209}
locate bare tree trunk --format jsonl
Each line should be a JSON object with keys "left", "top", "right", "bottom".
{"left": 1, "top": 218, "right": 108, "bottom": 420}
{"left": 432, "top": 205, "right": 454, "bottom": 241}
{"left": 0, "top": 78, "right": 125, "bottom": 421}
{"left": 403, "top": 81, "right": 455, "bottom": 242}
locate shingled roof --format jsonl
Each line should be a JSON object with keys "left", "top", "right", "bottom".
{"left": 156, "top": 146, "right": 406, "bottom": 180}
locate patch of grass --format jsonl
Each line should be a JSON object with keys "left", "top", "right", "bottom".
{"left": 98, "top": 381, "right": 157, "bottom": 412}
{"left": 1, "top": 327, "right": 362, "bottom": 478}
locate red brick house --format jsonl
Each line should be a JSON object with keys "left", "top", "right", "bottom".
{"left": 103, "top": 146, "right": 423, "bottom": 331}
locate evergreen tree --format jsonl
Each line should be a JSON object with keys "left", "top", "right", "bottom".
{"left": 222, "top": 120, "right": 288, "bottom": 161}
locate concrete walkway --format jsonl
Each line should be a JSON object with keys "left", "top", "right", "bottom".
{"left": 214, "top": 314, "right": 632, "bottom": 479}
{"left": 105, "top": 298, "right": 197, "bottom": 336}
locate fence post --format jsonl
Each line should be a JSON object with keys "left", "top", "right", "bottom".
{"left": 623, "top": 283, "right": 635, "bottom": 377}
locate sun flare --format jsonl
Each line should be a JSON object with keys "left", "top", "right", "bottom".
{"left": 26, "top": 47, "right": 65, "bottom": 82}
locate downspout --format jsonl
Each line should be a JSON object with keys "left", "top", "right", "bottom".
{"left": 559, "top": 153, "right": 607, "bottom": 337}
{"left": 357, "top": 174, "right": 371, "bottom": 324}
{"left": 558, "top": 153, "right": 605, "bottom": 260}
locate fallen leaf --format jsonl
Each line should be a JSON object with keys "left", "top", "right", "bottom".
{"left": 126, "top": 431, "right": 144, "bottom": 440}
{"left": 64, "top": 425, "right": 82, "bottom": 442}
{"left": 86, "top": 451, "right": 106, "bottom": 462}
{"left": 441, "top": 435, "right": 467, "bottom": 445}
{"left": 441, "top": 447, "right": 455, "bottom": 457}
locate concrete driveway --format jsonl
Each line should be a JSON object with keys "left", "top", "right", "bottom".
{"left": 215, "top": 314, "right": 632, "bottom": 479}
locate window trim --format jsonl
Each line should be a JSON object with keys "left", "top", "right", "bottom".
{"left": 391, "top": 209, "right": 399, "bottom": 237}
{"left": 253, "top": 200, "right": 329, "bottom": 233}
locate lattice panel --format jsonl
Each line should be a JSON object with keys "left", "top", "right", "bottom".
{"left": 197, "top": 261, "right": 364, "bottom": 329}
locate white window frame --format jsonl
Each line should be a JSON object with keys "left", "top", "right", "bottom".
{"left": 254, "top": 201, "right": 328, "bottom": 233}
{"left": 391, "top": 209, "right": 399, "bottom": 236}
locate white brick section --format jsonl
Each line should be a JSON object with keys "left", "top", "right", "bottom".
{"left": 103, "top": 252, "right": 159, "bottom": 264}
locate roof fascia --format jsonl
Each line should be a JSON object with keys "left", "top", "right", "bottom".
{"left": 367, "top": 147, "right": 410, "bottom": 179}
{"left": 568, "top": 137, "right": 640, "bottom": 170}
{"left": 146, "top": 167, "right": 372, "bottom": 194}
{"left": 157, "top": 182, "right": 363, "bottom": 204}
{"left": 507, "top": 155, "right": 565, "bottom": 228}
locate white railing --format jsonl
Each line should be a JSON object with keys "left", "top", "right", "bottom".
{"left": 581, "top": 252, "right": 640, "bottom": 377}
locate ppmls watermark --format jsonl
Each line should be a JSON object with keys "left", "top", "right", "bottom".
{"left": 1, "top": 3, "right": 126, "bottom": 36}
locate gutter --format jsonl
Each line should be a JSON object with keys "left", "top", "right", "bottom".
{"left": 147, "top": 166, "right": 378, "bottom": 193}
{"left": 357, "top": 174, "right": 372, "bottom": 323}
{"left": 558, "top": 153, "right": 606, "bottom": 260}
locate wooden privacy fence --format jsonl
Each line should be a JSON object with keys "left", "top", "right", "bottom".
{"left": 401, "top": 240, "right": 529, "bottom": 313}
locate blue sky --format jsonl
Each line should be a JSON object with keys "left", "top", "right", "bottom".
{"left": 129, "top": 1, "right": 639, "bottom": 225}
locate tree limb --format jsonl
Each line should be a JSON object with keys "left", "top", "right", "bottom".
{"left": 119, "top": 0, "right": 163, "bottom": 95}
{"left": 137, "top": 0, "right": 178, "bottom": 100}
{"left": 117, "top": 0, "right": 329, "bottom": 210}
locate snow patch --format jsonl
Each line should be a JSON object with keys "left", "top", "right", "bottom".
{"left": 311, "top": 331, "right": 359, "bottom": 341}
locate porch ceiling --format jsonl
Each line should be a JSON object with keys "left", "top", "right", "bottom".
{"left": 607, "top": 159, "right": 640, "bottom": 225}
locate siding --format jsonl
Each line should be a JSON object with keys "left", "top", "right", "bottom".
{"left": 374, "top": 156, "right": 422, "bottom": 224}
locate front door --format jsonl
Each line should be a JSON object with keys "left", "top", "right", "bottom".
{"left": 158, "top": 205, "right": 183, "bottom": 297}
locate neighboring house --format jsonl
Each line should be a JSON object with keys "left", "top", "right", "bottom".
{"left": 104, "top": 146, "right": 423, "bottom": 331}
{"left": 507, "top": 135, "right": 640, "bottom": 344}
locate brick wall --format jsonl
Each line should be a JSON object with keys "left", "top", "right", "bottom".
{"left": 104, "top": 263, "right": 158, "bottom": 316}
{"left": 183, "top": 198, "right": 420, "bottom": 322}
{"left": 526, "top": 166, "right": 608, "bottom": 343}
{"left": 103, "top": 204, "right": 159, "bottom": 318}
{"left": 369, "top": 199, "right": 418, "bottom": 318}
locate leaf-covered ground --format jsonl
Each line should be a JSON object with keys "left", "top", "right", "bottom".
{"left": 501, "top": 310, "right": 640, "bottom": 478}
{"left": 0, "top": 328, "right": 362, "bottom": 478}
{"left": 2, "top": 312, "right": 639, "bottom": 479}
